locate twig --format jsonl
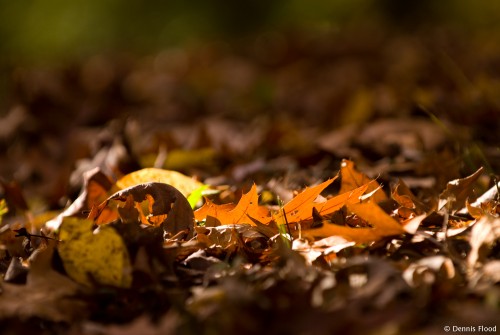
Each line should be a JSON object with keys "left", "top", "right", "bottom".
{"left": 13, "top": 228, "right": 61, "bottom": 242}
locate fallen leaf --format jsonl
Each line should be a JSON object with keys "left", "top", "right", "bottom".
{"left": 278, "top": 180, "right": 371, "bottom": 225}
{"left": 304, "top": 202, "right": 405, "bottom": 244}
{"left": 188, "top": 184, "right": 210, "bottom": 209}
{"left": 0, "top": 198, "right": 8, "bottom": 223}
{"left": 314, "top": 182, "right": 372, "bottom": 217}
{"left": 439, "top": 167, "right": 484, "bottom": 212}
{"left": 403, "top": 255, "right": 456, "bottom": 288}
{"left": 45, "top": 167, "right": 113, "bottom": 231}
{"left": 194, "top": 184, "right": 270, "bottom": 225}
{"left": 340, "top": 159, "right": 388, "bottom": 203}
{"left": 468, "top": 214, "right": 500, "bottom": 268}
{"left": 0, "top": 240, "right": 85, "bottom": 322}
{"left": 392, "top": 178, "right": 431, "bottom": 215}
{"left": 116, "top": 167, "right": 204, "bottom": 197}
{"left": 195, "top": 177, "right": 370, "bottom": 227}
{"left": 58, "top": 216, "right": 132, "bottom": 287}
{"left": 281, "top": 178, "right": 336, "bottom": 222}
{"left": 194, "top": 198, "right": 235, "bottom": 223}
{"left": 458, "top": 179, "right": 500, "bottom": 217}
{"left": 90, "top": 182, "right": 195, "bottom": 239}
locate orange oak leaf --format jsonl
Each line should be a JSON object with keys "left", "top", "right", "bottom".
{"left": 315, "top": 181, "right": 373, "bottom": 216}
{"left": 340, "top": 159, "right": 388, "bottom": 203}
{"left": 194, "top": 199, "right": 235, "bottom": 222}
{"left": 282, "top": 179, "right": 371, "bottom": 223}
{"left": 282, "top": 178, "right": 336, "bottom": 221}
{"left": 194, "top": 184, "right": 271, "bottom": 225}
{"left": 303, "top": 202, "right": 405, "bottom": 244}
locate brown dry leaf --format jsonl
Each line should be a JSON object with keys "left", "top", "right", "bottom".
{"left": 45, "top": 167, "right": 113, "bottom": 231}
{"left": 303, "top": 202, "right": 405, "bottom": 244}
{"left": 0, "top": 241, "right": 86, "bottom": 322}
{"left": 90, "top": 182, "right": 195, "bottom": 238}
{"left": 340, "top": 159, "right": 388, "bottom": 203}
{"left": 194, "top": 184, "right": 270, "bottom": 225}
{"left": 392, "top": 178, "right": 430, "bottom": 214}
{"left": 468, "top": 214, "right": 500, "bottom": 268}
{"left": 439, "top": 166, "right": 484, "bottom": 212}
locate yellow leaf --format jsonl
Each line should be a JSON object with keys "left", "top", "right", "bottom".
{"left": 116, "top": 168, "right": 204, "bottom": 197}
{"left": 57, "top": 217, "right": 132, "bottom": 288}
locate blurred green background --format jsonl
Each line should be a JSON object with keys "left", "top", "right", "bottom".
{"left": 1, "top": 0, "right": 500, "bottom": 62}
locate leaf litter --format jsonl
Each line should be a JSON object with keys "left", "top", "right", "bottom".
{"left": 1, "top": 27, "right": 500, "bottom": 335}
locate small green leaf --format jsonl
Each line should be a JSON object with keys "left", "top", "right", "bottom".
{"left": 187, "top": 184, "right": 210, "bottom": 209}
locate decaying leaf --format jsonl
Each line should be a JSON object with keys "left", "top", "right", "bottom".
{"left": 393, "top": 179, "right": 430, "bottom": 212}
{"left": 58, "top": 216, "right": 132, "bottom": 287}
{"left": 439, "top": 167, "right": 484, "bottom": 212}
{"left": 0, "top": 240, "right": 85, "bottom": 322}
{"left": 468, "top": 214, "right": 500, "bottom": 268}
{"left": 45, "top": 167, "right": 113, "bottom": 231}
{"left": 90, "top": 182, "right": 195, "bottom": 239}
{"left": 403, "top": 255, "right": 456, "bottom": 288}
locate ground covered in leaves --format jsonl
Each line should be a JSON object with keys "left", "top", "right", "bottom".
{"left": 1, "top": 24, "right": 500, "bottom": 334}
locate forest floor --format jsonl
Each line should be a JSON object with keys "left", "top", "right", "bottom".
{"left": 0, "top": 24, "right": 499, "bottom": 334}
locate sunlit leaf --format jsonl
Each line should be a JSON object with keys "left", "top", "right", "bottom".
{"left": 0, "top": 199, "right": 8, "bottom": 223}
{"left": 188, "top": 184, "right": 209, "bottom": 209}
{"left": 194, "top": 184, "right": 270, "bottom": 225}
{"left": 283, "top": 178, "right": 336, "bottom": 217}
{"left": 57, "top": 217, "right": 132, "bottom": 288}
{"left": 340, "top": 159, "right": 388, "bottom": 203}
{"left": 281, "top": 178, "right": 336, "bottom": 222}
{"left": 303, "top": 202, "right": 405, "bottom": 244}
{"left": 116, "top": 167, "right": 204, "bottom": 197}
{"left": 315, "top": 182, "right": 372, "bottom": 216}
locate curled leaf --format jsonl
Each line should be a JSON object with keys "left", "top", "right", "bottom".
{"left": 439, "top": 167, "right": 484, "bottom": 212}
{"left": 90, "top": 182, "right": 195, "bottom": 239}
